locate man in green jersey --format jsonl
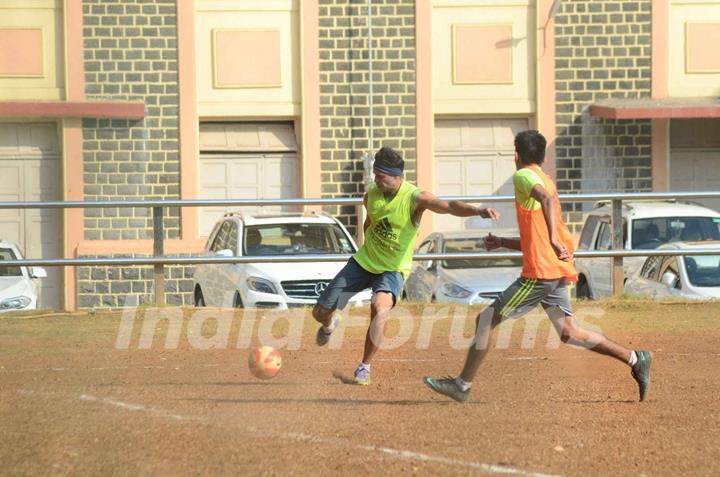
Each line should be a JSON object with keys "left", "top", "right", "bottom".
{"left": 312, "top": 147, "right": 500, "bottom": 385}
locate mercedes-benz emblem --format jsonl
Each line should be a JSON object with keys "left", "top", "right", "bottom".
{"left": 314, "top": 281, "right": 328, "bottom": 296}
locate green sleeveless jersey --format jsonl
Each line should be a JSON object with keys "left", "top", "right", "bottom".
{"left": 353, "top": 181, "right": 422, "bottom": 277}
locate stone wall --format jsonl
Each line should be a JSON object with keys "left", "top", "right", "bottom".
{"left": 554, "top": 0, "right": 652, "bottom": 231}
{"left": 79, "top": 0, "right": 190, "bottom": 308}
{"left": 82, "top": 0, "right": 180, "bottom": 241}
{"left": 318, "top": 0, "right": 417, "bottom": 234}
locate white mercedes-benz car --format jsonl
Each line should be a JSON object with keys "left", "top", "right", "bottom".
{"left": 0, "top": 240, "right": 47, "bottom": 312}
{"left": 193, "top": 212, "right": 372, "bottom": 309}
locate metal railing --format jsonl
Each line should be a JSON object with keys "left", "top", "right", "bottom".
{"left": 2, "top": 191, "right": 720, "bottom": 305}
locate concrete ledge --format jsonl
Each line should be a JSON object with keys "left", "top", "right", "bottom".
{"left": 0, "top": 101, "right": 146, "bottom": 119}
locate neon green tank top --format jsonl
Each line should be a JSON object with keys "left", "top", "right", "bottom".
{"left": 353, "top": 181, "right": 421, "bottom": 277}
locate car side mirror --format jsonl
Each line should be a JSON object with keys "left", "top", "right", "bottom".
{"left": 30, "top": 267, "right": 47, "bottom": 278}
{"left": 426, "top": 260, "right": 437, "bottom": 272}
{"left": 661, "top": 271, "right": 677, "bottom": 288}
{"left": 216, "top": 249, "right": 234, "bottom": 257}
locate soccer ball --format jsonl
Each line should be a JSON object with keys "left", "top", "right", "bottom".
{"left": 248, "top": 346, "right": 282, "bottom": 380}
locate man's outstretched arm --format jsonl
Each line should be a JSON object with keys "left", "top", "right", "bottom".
{"left": 485, "top": 233, "right": 522, "bottom": 251}
{"left": 414, "top": 191, "right": 500, "bottom": 220}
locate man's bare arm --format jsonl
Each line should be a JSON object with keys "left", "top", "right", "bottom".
{"left": 363, "top": 193, "right": 371, "bottom": 232}
{"left": 485, "top": 233, "right": 521, "bottom": 251}
{"left": 414, "top": 190, "right": 500, "bottom": 219}
{"left": 529, "top": 185, "right": 570, "bottom": 261}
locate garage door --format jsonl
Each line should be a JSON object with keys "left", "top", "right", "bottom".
{"left": 670, "top": 119, "right": 720, "bottom": 212}
{"left": 0, "top": 123, "right": 63, "bottom": 309}
{"left": 434, "top": 118, "right": 527, "bottom": 232}
{"left": 198, "top": 123, "right": 299, "bottom": 237}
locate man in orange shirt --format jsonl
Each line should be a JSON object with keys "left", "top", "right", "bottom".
{"left": 423, "top": 130, "right": 652, "bottom": 402}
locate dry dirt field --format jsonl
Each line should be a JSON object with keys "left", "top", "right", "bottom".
{"left": 1, "top": 300, "right": 719, "bottom": 476}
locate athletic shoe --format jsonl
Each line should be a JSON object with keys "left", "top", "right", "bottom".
{"left": 316, "top": 313, "right": 340, "bottom": 346}
{"left": 422, "top": 376, "right": 470, "bottom": 402}
{"left": 353, "top": 365, "right": 370, "bottom": 386}
{"left": 631, "top": 350, "right": 653, "bottom": 402}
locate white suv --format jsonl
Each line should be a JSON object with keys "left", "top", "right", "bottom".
{"left": 193, "top": 212, "right": 372, "bottom": 309}
{"left": 575, "top": 201, "right": 720, "bottom": 299}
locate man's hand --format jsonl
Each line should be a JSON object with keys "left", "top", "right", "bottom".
{"left": 478, "top": 207, "right": 500, "bottom": 220}
{"left": 484, "top": 233, "right": 502, "bottom": 251}
{"left": 551, "top": 238, "right": 571, "bottom": 261}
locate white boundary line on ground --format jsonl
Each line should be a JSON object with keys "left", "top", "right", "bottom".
{"left": 76, "top": 393, "right": 567, "bottom": 477}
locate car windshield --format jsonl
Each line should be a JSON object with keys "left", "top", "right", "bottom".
{"left": 631, "top": 217, "right": 720, "bottom": 249}
{"left": 243, "top": 223, "right": 356, "bottom": 256}
{"left": 684, "top": 255, "right": 720, "bottom": 288}
{"left": 441, "top": 238, "right": 522, "bottom": 269}
{"left": 0, "top": 248, "right": 22, "bottom": 277}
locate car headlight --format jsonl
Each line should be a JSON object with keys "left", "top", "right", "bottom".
{"left": 0, "top": 296, "right": 32, "bottom": 310}
{"left": 246, "top": 277, "right": 278, "bottom": 295}
{"left": 440, "top": 282, "right": 472, "bottom": 299}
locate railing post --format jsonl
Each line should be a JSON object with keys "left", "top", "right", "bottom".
{"left": 611, "top": 199, "right": 624, "bottom": 296}
{"left": 355, "top": 203, "right": 365, "bottom": 246}
{"left": 152, "top": 206, "right": 165, "bottom": 305}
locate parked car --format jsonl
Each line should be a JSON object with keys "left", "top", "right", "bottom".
{"left": 0, "top": 240, "right": 47, "bottom": 312}
{"left": 193, "top": 212, "right": 372, "bottom": 308}
{"left": 575, "top": 201, "right": 720, "bottom": 299}
{"left": 625, "top": 241, "right": 720, "bottom": 299}
{"left": 404, "top": 230, "right": 522, "bottom": 305}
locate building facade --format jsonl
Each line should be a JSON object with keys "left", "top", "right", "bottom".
{"left": 0, "top": 0, "right": 718, "bottom": 310}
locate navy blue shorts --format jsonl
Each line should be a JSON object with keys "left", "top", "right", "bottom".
{"left": 316, "top": 258, "right": 404, "bottom": 310}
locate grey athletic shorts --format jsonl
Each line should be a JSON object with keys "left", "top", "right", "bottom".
{"left": 316, "top": 258, "right": 404, "bottom": 311}
{"left": 490, "top": 277, "right": 573, "bottom": 319}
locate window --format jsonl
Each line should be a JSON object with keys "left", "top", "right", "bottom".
{"left": 442, "top": 238, "right": 522, "bottom": 269}
{"left": 210, "top": 221, "right": 232, "bottom": 252}
{"left": 0, "top": 248, "right": 22, "bottom": 277}
{"left": 595, "top": 222, "right": 612, "bottom": 250}
{"left": 631, "top": 217, "right": 720, "bottom": 249}
{"left": 684, "top": 254, "right": 720, "bottom": 287}
{"left": 416, "top": 240, "right": 434, "bottom": 270}
{"left": 243, "top": 223, "right": 356, "bottom": 256}
{"left": 228, "top": 223, "right": 238, "bottom": 254}
{"left": 578, "top": 216, "right": 600, "bottom": 250}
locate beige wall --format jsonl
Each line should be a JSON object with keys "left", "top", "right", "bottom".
{"left": 195, "top": 0, "right": 300, "bottom": 118}
{"left": 668, "top": 0, "right": 720, "bottom": 97}
{"left": 0, "top": 0, "right": 64, "bottom": 100}
{"left": 432, "top": 0, "right": 536, "bottom": 115}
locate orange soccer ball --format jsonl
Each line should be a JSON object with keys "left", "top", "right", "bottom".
{"left": 248, "top": 346, "right": 282, "bottom": 380}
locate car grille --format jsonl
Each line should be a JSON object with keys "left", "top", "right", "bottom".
{"left": 281, "top": 280, "right": 331, "bottom": 300}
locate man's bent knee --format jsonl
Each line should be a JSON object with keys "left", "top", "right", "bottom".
{"left": 312, "top": 304, "right": 333, "bottom": 322}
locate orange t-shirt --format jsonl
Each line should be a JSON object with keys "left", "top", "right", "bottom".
{"left": 514, "top": 165, "right": 577, "bottom": 281}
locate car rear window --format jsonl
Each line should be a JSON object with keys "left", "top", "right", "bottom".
{"left": 0, "top": 248, "right": 22, "bottom": 277}
{"left": 631, "top": 217, "right": 720, "bottom": 249}
{"left": 243, "top": 223, "right": 356, "bottom": 256}
{"left": 442, "top": 239, "right": 522, "bottom": 269}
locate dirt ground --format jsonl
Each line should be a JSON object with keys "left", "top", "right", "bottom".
{"left": 1, "top": 300, "right": 719, "bottom": 476}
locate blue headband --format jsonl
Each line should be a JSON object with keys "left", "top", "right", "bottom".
{"left": 373, "top": 164, "right": 403, "bottom": 176}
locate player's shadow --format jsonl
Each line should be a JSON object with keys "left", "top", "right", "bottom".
{"left": 332, "top": 370, "right": 356, "bottom": 385}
